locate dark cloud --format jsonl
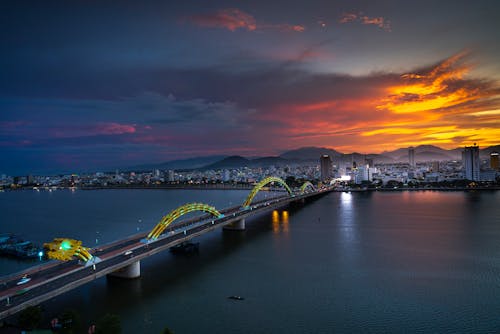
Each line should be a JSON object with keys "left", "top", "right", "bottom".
{"left": 1, "top": 1, "right": 499, "bottom": 173}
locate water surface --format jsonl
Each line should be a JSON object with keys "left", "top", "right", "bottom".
{"left": 1, "top": 189, "right": 499, "bottom": 333}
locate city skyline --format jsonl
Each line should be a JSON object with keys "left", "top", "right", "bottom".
{"left": 1, "top": 0, "right": 500, "bottom": 173}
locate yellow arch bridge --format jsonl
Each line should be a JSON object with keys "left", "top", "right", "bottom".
{"left": 242, "top": 176, "right": 293, "bottom": 208}
{"left": 45, "top": 178, "right": 317, "bottom": 262}
{"left": 299, "top": 181, "right": 315, "bottom": 194}
{"left": 148, "top": 203, "right": 223, "bottom": 240}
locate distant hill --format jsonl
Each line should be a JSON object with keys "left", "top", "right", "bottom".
{"left": 370, "top": 154, "right": 394, "bottom": 163}
{"left": 279, "top": 147, "right": 342, "bottom": 160}
{"left": 416, "top": 151, "right": 455, "bottom": 161}
{"left": 126, "top": 144, "right": 500, "bottom": 172}
{"left": 384, "top": 145, "right": 459, "bottom": 162}
{"left": 202, "top": 156, "right": 251, "bottom": 169}
{"left": 131, "top": 155, "right": 226, "bottom": 171}
{"left": 252, "top": 156, "right": 288, "bottom": 166}
{"left": 202, "top": 156, "right": 289, "bottom": 169}
{"left": 480, "top": 145, "right": 500, "bottom": 157}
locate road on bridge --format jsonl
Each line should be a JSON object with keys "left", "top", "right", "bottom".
{"left": 0, "top": 187, "right": 331, "bottom": 320}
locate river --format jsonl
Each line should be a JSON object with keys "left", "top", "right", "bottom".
{"left": 1, "top": 189, "right": 500, "bottom": 333}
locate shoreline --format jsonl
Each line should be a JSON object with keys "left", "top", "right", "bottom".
{"left": 2, "top": 184, "right": 499, "bottom": 192}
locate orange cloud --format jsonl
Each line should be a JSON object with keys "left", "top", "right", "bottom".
{"left": 339, "top": 12, "right": 391, "bottom": 31}
{"left": 253, "top": 52, "right": 499, "bottom": 153}
{"left": 339, "top": 13, "right": 357, "bottom": 24}
{"left": 367, "top": 52, "right": 500, "bottom": 149}
{"left": 185, "top": 9, "right": 305, "bottom": 33}
{"left": 377, "top": 52, "right": 490, "bottom": 114}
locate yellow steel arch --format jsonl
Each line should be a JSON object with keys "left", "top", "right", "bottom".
{"left": 148, "top": 203, "right": 222, "bottom": 240}
{"left": 243, "top": 176, "right": 292, "bottom": 207}
{"left": 299, "top": 181, "right": 315, "bottom": 194}
{"left": 43, "top": 238, "right": 93, "bottom": 262}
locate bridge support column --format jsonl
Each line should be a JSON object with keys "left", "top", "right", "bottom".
{"left": 108, "top": 261, "right": 141, "bottom": 279}
{"left": 224, "top": 218, "right": 246, "bottom": 231}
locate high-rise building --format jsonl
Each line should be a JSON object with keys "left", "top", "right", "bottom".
{"left": 320, "top": 155, "right": 332, "bottom": 181}
{"left": 223, "top": 169, "right": 230, "bottom": 182}
{"left": 462, "top": 144, "right": 480, "bottom": 181}
{"left": 491, "top": 152, "right": 499, "bottom": 170}
{"left": 354, "top": 164, "right": 370, "bottom": 184}
{"left": 408, "top": 147, "right": 415, "bottom": 169}
{"left": 431, "top": 161, "right": 439, "bottom": 172}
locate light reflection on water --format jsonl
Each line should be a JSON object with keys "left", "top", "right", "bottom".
{"left": 272, "top": 210, "right": 289, "bottom": 234}
{"left": 339, "top": 191, "right": 357, "bottom": 243}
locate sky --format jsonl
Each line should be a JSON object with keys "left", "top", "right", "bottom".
{"left": 1, "top": 0, "right": 500, "bottom": 174}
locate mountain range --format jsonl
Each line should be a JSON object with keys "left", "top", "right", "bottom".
{"left": 131, "top": 145, "right": 500, "bottom": 171}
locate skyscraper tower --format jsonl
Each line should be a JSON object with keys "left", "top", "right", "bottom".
{"left": 320, "top": 155, "right": 332, "bottom": 182}
{"left": 462, "top": 144, "right": 480, "bottom": 181}
{"left": 491, "top": 152, "right": 499, "bottom": 170}
{"left": 408, "top": 147, "right": 416, "bottom": 169}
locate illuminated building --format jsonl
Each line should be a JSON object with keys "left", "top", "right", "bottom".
{"left": 168, "top": 170, "right": 175, "bottom": 182}
{"left": 491, "top": 152, "right": 499, "bottom": 170}
{"left": 408, "top": 147, "right": 415, "bottom": 169}
{"left": 354, "top": 165, "right": 370, "bottom": 184}
{"left": 320, "top": 155, "right": 332, "bottom": 181}
{"left": 462, "top": 144, "right": 480, "bottom": 181}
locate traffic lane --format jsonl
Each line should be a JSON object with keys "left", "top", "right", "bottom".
{"left": 1, "top": 193, "right": 311, "bottom": 312}
{"left": 2, "top": 228, "right": 235, "bottom": 311}
{"left": 0, "top": 260, "right": 80, "bottom": 295}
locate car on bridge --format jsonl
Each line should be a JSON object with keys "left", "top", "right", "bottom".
{"left": 16, "top": 275, "right": 31, "bottom": 285}
{"left": 124, "top": 250, "right": 133, "bottom": 256}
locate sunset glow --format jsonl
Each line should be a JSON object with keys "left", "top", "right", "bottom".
{"left": 1, "top": 1, "right": 499, "bottom": 173}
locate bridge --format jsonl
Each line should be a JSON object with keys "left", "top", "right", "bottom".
{"left": 0, "top": 177, "right": 331, "bottom": 320}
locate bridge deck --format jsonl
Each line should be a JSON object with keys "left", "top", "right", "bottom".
{"left": 0, "top": 188, "right": 331, "bottom": 320}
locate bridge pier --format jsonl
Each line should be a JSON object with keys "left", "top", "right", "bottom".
{"left": 108, "top": 260, "right": 141, "bottom": 279}
{"left": 224, "top": 218, "right": 246, "bottom": 231}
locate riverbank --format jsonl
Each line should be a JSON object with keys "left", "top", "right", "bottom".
{"left": 2, "top": 183, "right": 499, "bottom": 192}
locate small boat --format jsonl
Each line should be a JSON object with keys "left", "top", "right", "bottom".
{"left": 228, "top": 295, "right": 244, "bottom": 301}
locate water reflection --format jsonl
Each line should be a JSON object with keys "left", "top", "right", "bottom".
{"left": 339, "top": 193, "right": 353, "bottom": 220}
{"left": 282, "top": 211, "right": 289, "bottom": 233}
{"left": 3, "top": 190, "right": 500, "bottom": 333}
{"left": 272, "top": 210, "right": 289, "bottom": 234}
{"left": 338, "top": 192, "right": 358, "bottom": 243}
